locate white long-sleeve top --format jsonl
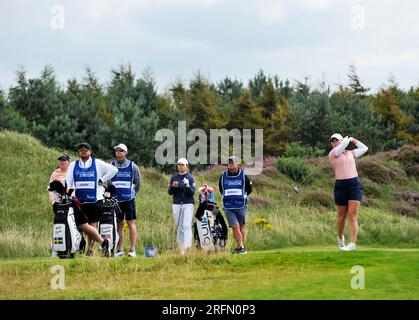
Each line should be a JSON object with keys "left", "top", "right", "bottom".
{"left": 333, "top": 137, "right": 368, "bottom": 158}
{"left": 66, "top": 157, "right": 118, "bottom": 201}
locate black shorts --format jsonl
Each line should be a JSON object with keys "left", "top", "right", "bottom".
{"left": 80, "top": 201, "right": 103, "bottom": 223}
{"left": 116, "top": 199, "right": 137, "bottom": 222}
{"left": 334, "top": 177, "right": 363, "bottom": 206}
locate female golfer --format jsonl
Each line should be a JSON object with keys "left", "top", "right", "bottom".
{"left": 168, "top": 158, "right": 195, "bottom": 255}
{"left": 329, "top": 133, "right": 368, "bottom": 251}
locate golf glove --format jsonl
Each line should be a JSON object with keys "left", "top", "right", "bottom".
{"left": 183, "top": 178, "right": 190, "bottom": 188}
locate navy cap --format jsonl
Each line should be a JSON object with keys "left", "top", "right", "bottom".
{"left": 57, "top": 154, "right": 70, "bottom": 161}
{"left": 78, "top": 142, "right": 92, "bottom": 150}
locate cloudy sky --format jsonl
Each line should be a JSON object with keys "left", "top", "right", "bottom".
{"left": 1, "top": 0, "right": 418, "bottom": 93}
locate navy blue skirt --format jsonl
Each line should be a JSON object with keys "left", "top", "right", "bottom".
{"left": 334, "top": 177, "right": 363, "bottom": 206}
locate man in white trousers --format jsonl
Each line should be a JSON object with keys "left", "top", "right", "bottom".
{"left": 168, "top": 158, "right": 196, "bottom": 255}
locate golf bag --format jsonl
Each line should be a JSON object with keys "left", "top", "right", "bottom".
{"left": 52, "top": 195, "right": 85, "bottom": 259}
{"left": 98, "top": 186, "right": 120, "bottom": 256}
{"left": 194, "top": 185, "right": 228, "bottom": 251}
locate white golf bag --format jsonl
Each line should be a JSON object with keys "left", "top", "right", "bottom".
{"left": 194, "top": 200, "right": 228, "bottom": 252}
{"left": 52, "top": 196, "right": 84, "bottom": 259}
{"left": 98, "top": 192, "right": 120, "bottom": 257}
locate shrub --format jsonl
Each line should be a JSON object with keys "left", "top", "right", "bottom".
{"left": 362, "top": 178, "right": 383, "bottom": 197}
{"left": 357, "top": 159, "right": 406, "bottom": 184}
{"left": 392, "top": 189, "right": 419, "bottom": 206}
{"left": 362, "top": 196, "right": 380, "bottom": 207}
{"left": 260, "top": 157, "right": 278, "bottom": 176}
{"left": 251, "top": 175, "right": 280, "bottom": 190}
{"left": 405, "top": 164, "right": 419, "bottom": 178}
{"left": 276, "top": 157, "right": 312, "bottom": 183}
{"left": 392, "top": 145, "right": 419, "bottom": 167}
{"left": 300, "top": 190, "right": 334, "bottom": 209}
{"left": 283, "top": 142, "right": 325, "bottom": 158}
{"left": 249, "top": 196, "right": 270, "bottom": 207}
{"left": 391, "top": 203, "right": 418, "bottom": 218}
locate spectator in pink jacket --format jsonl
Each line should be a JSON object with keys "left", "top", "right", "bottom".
{"left": 48, "top": 154, "right": 70, "bottom": 205}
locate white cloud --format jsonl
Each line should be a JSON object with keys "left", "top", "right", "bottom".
{"left": 74, "top": 0, "right": 224, "bottom": 21}
{"left": 141, "top": 31, "right": 211, "bottom": 50}
{"left": 255, "top": 0, "right": 286, "bottom": 24}
{"left": 300, "top": 0, "right": 332, "bottom": 10}
{"left": 251, "top": 0, "right": 333, "bottom": 25}
{"left": 353, "top": 51, "right": 419, "bottom": 68}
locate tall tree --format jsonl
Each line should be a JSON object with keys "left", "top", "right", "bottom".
{"left": 9, "top": 65, "right": 64, "bottom": 125}
{"left": 330, "top": 87, "right": 390, "bottom": 152}
{"left": 289, "top": 90, "right": 336, "bottom": 150}
{"left": 172, "top": 73, "right": 227, "bottom": 131}
{"left": 348, "top": 64, "right": 370, "bottom": 97}
{"left": 249, "top": 69, "right": 268, "bottom": 98}
{"left": 370, "top": 78, "right": 414, "bottom": 145}
{"left": 402, "top": 86, "right": 419, "bottom": 144}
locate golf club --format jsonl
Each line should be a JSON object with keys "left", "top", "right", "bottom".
{"left": 293, "top": 155, "right": 329, "bottom": 193}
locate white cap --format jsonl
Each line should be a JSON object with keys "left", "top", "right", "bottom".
{"left": 329, "top": 133, "right": 343, "bottom": 142}
{"left": 177, "top": 157, "right": 188, "bottom": 165}
{"left": 228, "top": 155, "right": 240, "bottom": 164}
{"left": 114, "top": 143, "right": 128, "bottom": 152}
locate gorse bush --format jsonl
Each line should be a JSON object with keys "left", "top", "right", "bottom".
{"left": 276, "top": 157, "right": 313, "bottom": 183}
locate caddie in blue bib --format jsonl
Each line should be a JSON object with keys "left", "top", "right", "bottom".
{"left": 73, "top": 158, "right": 97, "bottom": 203}
{"left": 110, "top": 160, "right": 133, "bottom": 202}
{"left": 222, "top": 169, "right": 246, "bottom": 209}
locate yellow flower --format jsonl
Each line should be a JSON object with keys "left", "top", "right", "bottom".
{"left": 254, "top": 218, "right": 272, "bottom": 230}
{"left": 254, "top": 218, "right": 269, "bottom": 225}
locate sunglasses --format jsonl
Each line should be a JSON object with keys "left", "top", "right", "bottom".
{"left": 115, "top": 149, "right": 125, "bottom": 152}
{"left": 79, "top": 148, "right": 90, "bottom": 152}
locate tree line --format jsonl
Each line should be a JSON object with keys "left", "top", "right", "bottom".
{"left": 0, "top": 64, "right": 418, "bottom": 169}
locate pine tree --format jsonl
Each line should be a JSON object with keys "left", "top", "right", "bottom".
{"left": 216, "top": 77, "right": 244, "bottom": 105}
{"left": 330, "top": 88, "right": 390, "bottom": 152}
{"left": 226, "top": 90, "right": 266, "bottom": 129}
{"left": 348, "top": 64, "right": 369, "bottom": 97}
{"left": 248, "top": 69, "right": 268, "bottom": 98}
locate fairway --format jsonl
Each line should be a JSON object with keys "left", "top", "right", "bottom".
{"left": 1, "top": 246, "right": 418, "bottom": 300}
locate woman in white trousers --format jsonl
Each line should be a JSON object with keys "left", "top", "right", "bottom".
{"left": 168, "top": 158, "right": 196, "bottom": 255}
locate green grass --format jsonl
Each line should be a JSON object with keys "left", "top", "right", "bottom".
{"left": 0, "top": 247, "right": 418, "bottom": 299}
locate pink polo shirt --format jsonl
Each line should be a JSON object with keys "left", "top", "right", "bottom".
{"left": 48, "top": 168, "right": 67, "bottom": 204}
{"left": 328, "top": 149, "right": 358, "bottom": 180}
